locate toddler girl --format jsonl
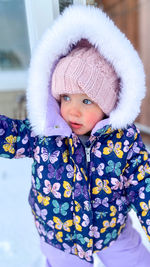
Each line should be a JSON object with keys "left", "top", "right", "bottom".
{"left": 0, "top": 5, "right": 150, "bottom": 267}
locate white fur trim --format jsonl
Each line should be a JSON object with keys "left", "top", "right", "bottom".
{"left": 27, "top": 5, "right": 146, "bottom": 135}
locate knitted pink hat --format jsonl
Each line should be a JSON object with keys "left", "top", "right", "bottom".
{"left": 51, "top": 46, "right": 119, "bottom": 115}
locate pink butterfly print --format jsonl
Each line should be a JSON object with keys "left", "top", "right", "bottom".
{"left": 123, "top": 140, "right": 130, "bottom": 152}
{"left": 127, "top": 142, "right": 140, "bottom": 160}
{"left": 96, "top": 163, "right": 104, "bottom": 176}
{"left": 47, "top": 230, "right": 54, "bottom": 240}
{"left": 89, "top": 225, "right": 100, "bottom": 238}
{"left": 31, "top": 177, "right": 37, "bottom": 196}
{"left": 50, "top": 151, "right": 60, "bottom": 163}
{"left": 35, "top": 220, "right": 46, "bottom": 236}
{"left": 116, "top": 196, "right": 127, "bottom": 211}
{"left": 12, "top": 121, "right": 17, "bottom": 133}
{"left": 74, "top": 165, "right": 83, "bottom": 181}
{"left": 22, "top": 134, "right": 29, "bottom": 144}
{"left": 124, "top": 174, "right": 138, "bottom": 188}
{"left": 66, "top": 164, "right": 74, "bottom": 178}
{"left": 92, "top": 142, "right": 101, "bottom": 158}
{"left": 76, "top": 171, "right": 82, "bottom": 181}
{"left": 14, "top": 148, "right": 25, "bottom": 159}
{"left": 92, "top": 197, "right": 109, "bottom": 208}
{"left": 82, "top": 214, "right": 90, "bottom": 227}
{"left": 31, "top": 175, "right": 35, "bottom": 187}
{"left": 43, "top": 179, "right": 61, "bottom": 198}
{"left": 95, "top": 240, "right": 103, "bottom": 249}
{"left": 111, "top": 176, "right": 124, "bottom": 190}
{"left": 37, "top": 165, "right": 44, "bottom": 179}
{"left": 117, "top": 213, "right": 125, "bottom": 225}
{"left": 126, "top": 127, "right": 135, "bottom": 138}
{"left": 35, "top": 203, "right": 47, "bottom": 220}
{"left": 63, "top": 243, "right": 72, "bottom": 253}
{"left": 84, "top": 201, "right": 91, "bottom": 211}
{"left": 55, "top": 137, "right": 63, "bottom": 147}
{"left": 34, "top": 146, "right": 40, "bottom": 163}
{"left": 47, "top": 220, "right": 54, "bottom": 229}
{"left": 41, "top": 147, "right": 49, "bottom": 162}
{"left": 139, "top": 187, "right": 145, "bottom": 199}
{"left": 76, "top": 245, "right": 92, "bottom": 262}
{"left": 72, "top": 134, "right": 80, "bottom": 147}
{"left": 41, "top": 147, "right": 60, "bottom": 163}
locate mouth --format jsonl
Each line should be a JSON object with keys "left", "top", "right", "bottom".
{"left": 69, "top": 121, "right": 82, "bottom": 129}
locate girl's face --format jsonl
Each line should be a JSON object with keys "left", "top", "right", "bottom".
{"left": 60, "top": 94, "right": 104, "bottom": 135}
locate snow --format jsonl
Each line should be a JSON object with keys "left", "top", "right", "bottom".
{"left": 0, "top": 158, "right": 150, "bottom": 267}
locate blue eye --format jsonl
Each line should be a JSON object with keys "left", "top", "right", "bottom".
{"left": 83, "top": 99, "right": 92, "bottom": 105}
{"left": 62, "top": 95, "right": 70, "bottom": 101}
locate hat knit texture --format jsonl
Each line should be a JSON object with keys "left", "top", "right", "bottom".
{"left": 51, "top": 46, "right": 119, "bottom": 115}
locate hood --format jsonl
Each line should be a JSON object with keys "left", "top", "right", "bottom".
{"left": 26, "top": 5, "right": 146, "bottom": 137}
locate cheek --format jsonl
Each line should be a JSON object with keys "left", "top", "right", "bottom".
{"left": 85, "top": 113, "right": 99, "bottom": 127}
{"left": 85, "top": 111, "right": 103, "bottom": 126}
{"left": 60, "top": 104, "right": 67, "bottom": 120}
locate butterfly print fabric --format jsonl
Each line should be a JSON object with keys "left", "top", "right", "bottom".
{"left": 0, "top": 115, "right": 150, "bottom": 263}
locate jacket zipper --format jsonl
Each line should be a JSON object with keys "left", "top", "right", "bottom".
{"left": 85, "top": 140, "right": 96, "bottom": 163}
{"left": 85, "top": 147, "right": 91, "bottom": 162}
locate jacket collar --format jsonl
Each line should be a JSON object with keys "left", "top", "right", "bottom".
{"left": 43, "top": 109, "right": 111, "bottom": 138}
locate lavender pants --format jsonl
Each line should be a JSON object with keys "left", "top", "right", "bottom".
{"left": 40, "top": 216, "right": 150, "bottom": 267}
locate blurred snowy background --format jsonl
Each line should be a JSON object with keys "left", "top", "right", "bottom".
{"left": 0, "top": 157, "right": 150, "bottom": 267}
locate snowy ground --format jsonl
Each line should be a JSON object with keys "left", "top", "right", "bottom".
{"left": 0, "top": 158, "right": 150, "bottom": 267}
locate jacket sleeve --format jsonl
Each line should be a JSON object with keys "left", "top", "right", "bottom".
{"left": 123, "top": 126, "right": 150, "bottom": 241}
{"left": 0, "top": 115, "right": 37, "bottom": 159}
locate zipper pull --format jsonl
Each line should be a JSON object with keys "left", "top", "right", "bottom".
{"left": 85, "top": 147, "right": 91, "bottom": 162}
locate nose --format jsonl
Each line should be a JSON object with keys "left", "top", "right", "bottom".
{"left": 69, "top": 106, "right": 81, "bottom": 117}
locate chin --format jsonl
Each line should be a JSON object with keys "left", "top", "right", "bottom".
{"left": 73, "top": 129, "right": 87, "bottom": 135}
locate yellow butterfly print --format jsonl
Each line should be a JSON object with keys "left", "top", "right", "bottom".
{"left": 73, "top": 215, "right": 82, "bottom": 232}
{"left": 37, "top": 193, "right": 50, "bottom": 206}
{"left": 137, "top": 163, "right": 150, "bottom": 181}
{"left": 69, "top": 138, "right": 74, "bottom": 154}
{"left": 73, "top": 165, "right": 77, "bottom": 182}
{"left": 72, "top": 243, "right": 78, "bottom": 255}
{"left": 63, "top": 181, "right": 72, "bottom": 198}
{"left": 140, "top": 200, "right": 150, "bottom": 217}
{"left": 103, "top": 140, "right": 123, "bottom": 158}
{"left": 101, "top": 217, "right": 116, "bottom": 233}
{"left": 62, "top": 150, "right": 69, "bottom": 163}
{"left": 122, "top": 162, "right": 129, "bottom": 173}
{"left": 74, "top": 200, "right": 81, "bottom": 212}
{"left": 80, "top": 168, "right": 88, "bottom": 181}
{"left": 116, "top": 129, "right": 124, "bottom": 139}
{"left": 110, "top": 206, "right": 117, "bottom": 217}
{"left": 55, "top": 231, "right": 63, "bottom": 243}
{"left": 65, "top": 139, "right": 68, "bottom": 146}
{"left": 105, "top": 127, "right": 113, "bottom": 134}
{"left": 134, "top": 132, "right": 138, "bottom": 141}
{"left": 3, "top": 135, "right": 17, "bottom": 154}
{"left": 53, "top": 216, "right": 73, "bottom": 232}
{"left": 92, "top": 179, "right": 112, "bottom": 195}
{"left": 70, "top": 157, "right": 77, "bottom": 182}
{"left": 87, "top": 238, "right": 93, "bottom": 248}
{"left": 118, "top": 223, "right": 126, "bottom": 235}
{"left": 140, "top": 151, "right": 148, "bottom": 161}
